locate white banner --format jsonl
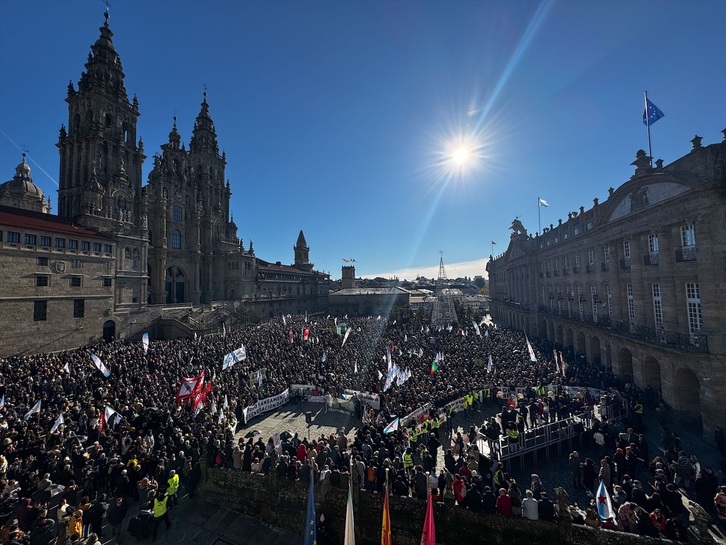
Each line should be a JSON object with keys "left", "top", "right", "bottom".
{"left": 242, "top": 388, "right": 290, "bottom": 424}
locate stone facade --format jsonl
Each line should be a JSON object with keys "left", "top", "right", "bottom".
{"left": 487, "top": 133, "right": 726, "bottom": 438}
{"left": 0, "top": 12, "right": 328, "bottom": 357}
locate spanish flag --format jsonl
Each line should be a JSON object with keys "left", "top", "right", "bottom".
{"left": 381, "top": 474, "right": 392, "bottom": 545}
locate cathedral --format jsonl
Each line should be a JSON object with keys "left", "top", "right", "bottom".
{"left": 0, "top": 12, "right": 329, "bottom": 357}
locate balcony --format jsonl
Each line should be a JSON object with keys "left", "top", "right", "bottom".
{"left": 675, "top": 246, "right": 697, "bottom": 262}
{"left": 620, "top": 257, "right": 631, "bottom": 269}
{"left": 537, "top": 305, "right": 708, "bottom": 354}
{"left": 643, "top": 252, "right": 660, "bottom": 266}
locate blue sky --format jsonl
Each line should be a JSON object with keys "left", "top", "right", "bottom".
{"left": 1, "top": 0, "right": 724, "bottom": 281}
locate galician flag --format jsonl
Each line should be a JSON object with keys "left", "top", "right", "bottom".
{"left": 538, "top": 198, "right": 549, "bottom": 207}
{"left": 525, "top": 334, "right": 537, "bottom": 363}
{"left": 383, "top": 417, "right": 399, "bottom": 435}
{"left": 51, "top": 413, "right": 64, "bottom": 433}
{"left": 24, "top": 400, "right": 41, "bottom": 421}
{"left": 596, "top": 479, "right": 614, "bottom": 521}
{"left": 91, "top": 354, "right": 111, "bottom": 377}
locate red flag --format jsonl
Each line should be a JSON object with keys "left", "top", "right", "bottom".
{"left": 420, "top": 488, "right": 436, "bottom": 545}
{"left": 98, "top": 410, "right": 106, "bottom": 435}
{"left": 381, "top": 478, "right": 392, "bottom": 545}
{"left": 176, "top": 371, "right": 204, "bottom": 401}
{"left": 303, "top": 327, "right": 310, "bottom": 341}
{"left": 289, "top": 328, "right": 294, "bottom": 344}
{"left": 193, "top": 382, "right": 213, "bottom": 412}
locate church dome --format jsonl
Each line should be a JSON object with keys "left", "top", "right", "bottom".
{"left": 0, "top": 154, "right": 49, "bottom": 213}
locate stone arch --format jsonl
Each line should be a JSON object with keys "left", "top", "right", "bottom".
{"left": 673, "top": 368, "right": 702, "bottom": 433}
{"left": 564, "top": 327, "right": 574, "bottom": 351}
{"left": 576, "top": 330, "right": 586, "bottom": 356}
{"left": 102, "top": 320, "right": 116, "bottom": 343}
{"left": 641, "top": 356, "right": 662, "bottom": 391}
{"left": 590, "top": 336, "right": 602, "bottom": 366}
{"left": 618, "top": 348, "right": 634, "bottom": 382}
{"left": 165, "top": 266, "right": 186, "bottom": 304}
{"left": 555, "top": 323, "right": 563, "bottom": 345}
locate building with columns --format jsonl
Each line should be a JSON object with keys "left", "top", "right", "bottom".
{"left": 487, "top": 133, "right": 726, "bottom": 438}
{"left": 0, "top": 12, "right": 328, "bottom": 357}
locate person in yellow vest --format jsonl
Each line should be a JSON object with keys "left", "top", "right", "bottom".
{"left": 166, "top": 470, "right": 180, "bottom": 507}
{"left": 403, "top": 447, "right": 414, "bottom": 479}
{"left": 152, "top": 490, "right": 172, "bottom": 540}
{"left": 505, "top": 421, "right": 520, "bottom": 452}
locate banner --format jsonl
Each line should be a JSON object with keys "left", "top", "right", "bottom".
{"left": 343, "top": 389, "right": 380, "bottom": 410}
{"left": 242, "top": 388, "right": 290, "bottom": 424}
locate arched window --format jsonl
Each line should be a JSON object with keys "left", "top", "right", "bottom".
{"left": 171, "top": 229, "right": 182, "bottom": 250}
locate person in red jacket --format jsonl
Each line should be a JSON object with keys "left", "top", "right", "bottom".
{"left": 496, "top": 488, "right": 513, "bottom": 517}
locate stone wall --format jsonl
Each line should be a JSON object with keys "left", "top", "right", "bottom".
{"left": 199, "top": 467, "right": 686, "bottom": 545}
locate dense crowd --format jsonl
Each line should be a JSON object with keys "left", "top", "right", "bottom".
{"left": 0, "top": 313, "right": 720, "bottom": 544}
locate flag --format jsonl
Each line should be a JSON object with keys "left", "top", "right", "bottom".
{"left": 194, "top": 331, "right": 198, "bottom": 341}
{"left": 386, "top": 345, "right": 392, "bottom": 371}
{"left": 193, "top": 382, "right": 213, "bottom": 413}
{"left": 420, "top": 487, "right": 436, "bottom": 545}
{"left": 304, "top": 477, "right": 317, "bottom": 545}
{"left": 472, "top": 320, "right": 481, "bottom": 337}
{"left": 303, "top": 327, "right": 310, "bottom": 341}
{"left": 63, "top": 361, "right": 70, "bottom": 373}
{"left": 554, "top": 349, "right": 560, "bottom": 374}
{"left": 643, "top": 98, "right": 664, "bottom": 126}
{"left": 0, "top": 395, "right": 4, "bottom": 409}
{"left": 282, "top": 314, "right": 286, "bottom": 327}
{"left": 487, "top": 355, "right": 493, "bottom": 374}
{"left": 289, "top": 328, "right": 294, "bottom": 343}
{"left": 321, "top": 351, "right": 327, "bottom": 363}
{"left": 491, "top": 240, "right": 497, "bottom": 245}
{"left": 98, "top": 409, "right": 106, "bottom": 435}
{"left": 344, "top": 479, "right": 355, "bottom": 545}
{"left": 354, "top": 362, "right": 358, "bottom": 374}
{"left": 24, "top": 400, "right": 41, "bottom": 421}
{"left": 377, "top": 370, "right": 383, "bottom": 380}
{"left": 430, "top": 361, "right": 438, "bottom": 377}
{"left": 176, "top": 371, "right": 204, "bottom": 401}
{"left": 223, "top": 395, "right": 229, "bottom": 410}
{"left": 342, "top": 328, "right": 351, "bottom": 347}
{"left": 51, "top": 413, "right": 64, "bottom": 433}
{"left": 383, "top": 417, "right": 399, "bottom": 435}
{"left": 538, "top": 198, "right": 549, "bottom": 207}
{"left": 142, "top": 332, "right": 149, "bottom": 355}
{"left": 381, "top": 474, "right": 392, "bottom": 545}
{"left": 104, "top": 405, "right": 117, "bottom": 428}
{"left": 596, "top": 479, "right": 614, "bottom": 521}
{"left": 559, "top": 351, "right": 567, "bottom": 376}
{"left": 91, "top": 354, "right": 111, "bottom": 377}
{"left": 223, "top": 346, "right": 247, "bottom": 371}
{"left": 525, "top": 334, "right": 537, "bottom": 363}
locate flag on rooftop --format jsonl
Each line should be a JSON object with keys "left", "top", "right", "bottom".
{"left": 491, "top": 240, "right": 497, "bottom": 245}
{"left": 643, "top": 98, "right": 665, "bottom": 126}
{"left": 538, "top": 198, "right": 549, "bottom": 207}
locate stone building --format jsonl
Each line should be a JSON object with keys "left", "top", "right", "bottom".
{"left": 487, "top": 133, "right": 726, "bottom": 438}
{"left": 0, "top": 12, "right": 328, "bottom": 357}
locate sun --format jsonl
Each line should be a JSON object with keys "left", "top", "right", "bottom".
{"left": 451, "top": 146, "right": 471, "bottom": 166}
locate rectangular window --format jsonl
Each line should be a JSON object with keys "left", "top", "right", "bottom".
{"left": 68, "top": 239, "right": 78, "bottom": 250}
{"left": 172, "top": 205, "right": 183, "bottom": 221}
{"left": 586, "top": 222, "right": 593, "bottom": 230}
{"left": 71, "top": 259, "right": 82, "bottom": 268}
{"left": 93, "top": 242, "right": 102, "bottom": 252}
{"left": 70, "top": 276, "right": 81, "bottom": 287}
{"left": 606, "top": 285, "right": 612, "bottom": 318}
{"left": 591, "top": 285, "right": 598, "bottom": 323}
{"left": 37, "top": 257, "right": 49, "bottom": 266}
{"left": 623, "top": 240, "right": 631, "bottom": 258}
{"left": 39, "top": 235, "right": 51, "bottom": 247}
{"left": 578, "top": 285, "right": 585, "bottom": 321}
{"left": 588, "top": 249, "right": 594, "bottom": 265}
{"left": 36, "top": 275, "right": 49, "bottom": 287}
{"left": 681, "top": 223, "right": 696, "bottom": 247}
{"left": 627, "top": 284, "right": 635, "bottom": 323}
{"left": 648, "top": 233, "right": 659, "bottom": 253}
{"left": 33, "top": 300, "right": 47, "bottom": 321}
{"left": 574, "top": 227, "right": 580, "bottom": 236}
{"left": 80, "top": 241, "right": 90, "bottom": 251}
{"left": 652, "top": 283, "right": 663, "bottom": 328}
{"left": 575, "top": 253, "right": 581, "bottom": 267}
{"left": 24, "top": 233, "right": 37, "bottom": 245}
{"left": 7, "top": 231, "right": 20, "bottom": 243}
{"left": 686, "top": 283, "right": 703, "bottom": 334}
{"left": 73, "top": 299, "right": 85, "bottom": 318}
{"left": 603, "top": 245, "right": 610, "bottom": 262}
{"left": 103, "top": 244, "right": 112, "bottom": 253}
{"left": 103, "top": 278, "right": 112, "bottom": 287}
{"left": 0, "top": 231, "right": 3, "bottom": 241}
{"left": 564, "top": 256, "right": 569, "bottom": 269}
{"left": 55, "top": 238, "right": 65, "bottom": 248}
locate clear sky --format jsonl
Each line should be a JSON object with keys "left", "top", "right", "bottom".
{"left": 1, "top": 0, "right": 724, "bottom": 281}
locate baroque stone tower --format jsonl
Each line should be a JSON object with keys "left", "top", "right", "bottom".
{"left": 56, "top": 12, "right": 147, "bottom": 306}
{"left": 294, "top": 230, "right": 312, "bottom": 272}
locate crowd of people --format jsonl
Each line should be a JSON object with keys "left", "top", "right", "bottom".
{"left": 0, "top": 312, "right": 721, "bottom": 544}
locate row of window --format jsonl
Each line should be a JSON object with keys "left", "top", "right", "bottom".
{"left": 0, "top": 230, "right": 112, "bottom": 253}
{"left": 543, "top": 224, "right": 697, "bottom": 272}
{"left": 544, "top": 282, "right": 703, "bottom": 334}
{"left": 35, "top": 275, "right": 112, "bottom": 288}
{"left": 33, "top": 299, "right": 85, "bottom": 321}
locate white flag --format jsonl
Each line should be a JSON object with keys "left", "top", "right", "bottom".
{"left": 342, "top": 328, "right": 351, "bottom": 347}
{"left": 63, "top": 361, "right": 70, "bottom": 373}
{"left": 344, "top": 479, "right": 356, "bottom": 545}
{"left": 24, "top": 400, "right": 41, "bottom": 421}
{"left": 142, "top": 332, "right": 149, "bottom": 355}
{"left": 377, "top": 370, "right": 383, "bottom": 380}
{"left": 354, "top": 362, "right": 358, "bottom": 374}
{"left": 222, "top": 323, "right": 226, "bottom": 337}
{"left": 282, "top": 314, "right": 287, "bottom": 326}
{"left": 51, "top": 413, "right": 64, "bottom": 433}
{"left": 487, "top": 355, "right": 493, "bottom": 374}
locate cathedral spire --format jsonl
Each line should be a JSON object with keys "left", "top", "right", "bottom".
{"left": 189, "top": 91, "right": 219, "bottom": 155}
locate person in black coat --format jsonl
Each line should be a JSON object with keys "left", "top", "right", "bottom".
{"left": 481, "top": 486, "right": 497, "bottom": 514}
{"left": 106, "top": 497, "right": 129, "bottom": 542}
{"left": 85, "top": 494, "right": 108, "bottom": 537}
{"left": 538, "top": 492, "right": 558, "bottom": 522}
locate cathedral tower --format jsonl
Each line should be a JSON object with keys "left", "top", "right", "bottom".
{"left": 294, "top": 230, "right": 313, "bottom": 271}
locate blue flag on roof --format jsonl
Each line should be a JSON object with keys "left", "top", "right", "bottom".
{"left": 643, "top": 98, "right": 664, "bottom": 126}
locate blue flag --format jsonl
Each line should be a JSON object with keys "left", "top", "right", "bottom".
{"left": 643, "top": 98, "right": 664, "bottom": 126}
{"left": 303, "top": 477, "right": 317, "bottom": 545}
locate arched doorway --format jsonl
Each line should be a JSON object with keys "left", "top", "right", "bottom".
{"left": 565, "top": 327, "right": 574, "bottom": 351}
{"left": 576, "top": 331, "right": 586, "bottom": 356}
{"left": 591, "top": 336, "right": 602, "bottom": 366}
{"left": 674, "top": 368, "right": 702, "bottom": 433}
{"left": 618, "top": 348, "right": 633, "bottom": 382}
{"left": 642, "top": 357, "right": 662, "bottom": 391}
{"left": 103, "top": 320, "right": 116, "bottom": 343}
{"left": 166, "top": 266, "right": 186, "bottom": 303}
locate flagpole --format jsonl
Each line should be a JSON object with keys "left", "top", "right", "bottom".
{"left": 538, "top": 197, "right": 541, "bottom": 236}
{"left": 644, "top": 91, "right": 653, "bottom": 167}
